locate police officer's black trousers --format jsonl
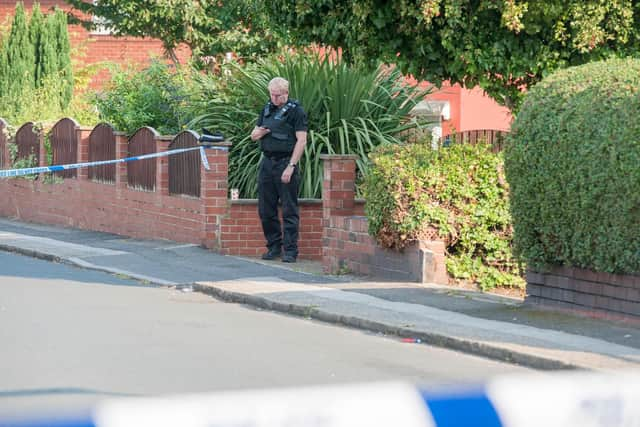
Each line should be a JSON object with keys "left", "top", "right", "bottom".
{"left": 258, "top": 156, "right": 299, "bottom": 257}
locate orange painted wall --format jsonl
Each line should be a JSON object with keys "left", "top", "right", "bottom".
{"left": 459, "top": 86, "right": 512, "bottom": 132}
{"left": 407, "top": 76, "right": 512, "bottom": 135}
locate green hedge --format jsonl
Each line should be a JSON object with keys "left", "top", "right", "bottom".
{"left": 364, "top": 142, "right": 524, "bottom": 290}
{"left": 505, "top": 57, "right": 640, "bottom": 274}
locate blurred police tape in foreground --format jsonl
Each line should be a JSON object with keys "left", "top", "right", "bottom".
{"left": 0, "top": 130, "right": 227, "bottom": 179}
{"left": 3, "top": 371, "right": 640, "bottom": 427}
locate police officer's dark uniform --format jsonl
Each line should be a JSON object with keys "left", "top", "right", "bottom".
{"left": 256, "top": 99, "right": 308, "bottom": 261}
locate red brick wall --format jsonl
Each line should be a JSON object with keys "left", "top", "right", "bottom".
{"left": 222, "top": 201, "right": 323, "bottom": 259}
{"left": 0, "top": 177, "right": 203, "bottom": 243}
{"left": 323, "top": 214, "right": 375, "bottom": 276}
{"left": 527, "top": 267, "right": 640, "bottom": 320}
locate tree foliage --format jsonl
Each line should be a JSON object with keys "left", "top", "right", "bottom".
{"left": 264, "top": 0, "right": 640, "bottom": 108}
{"left": 63, "top": 0, "right": 283, "bottom": 63}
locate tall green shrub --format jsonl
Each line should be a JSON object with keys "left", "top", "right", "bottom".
{"left": 28, "top": 3, "right": 44, "bottom": 86}
{"left": 0, "top": 30, "right": 7, "bottom": 99}
{"left": 36, "top": 11, "right": 57, "bottom": 89}
{"left": 505, "top": 57, "right": 640, "bottom": 275}
{"left": 52, "top": 8, "right": 73, "bottom": 109}
{"left": 189, "top": 52, "right": 430, "bottom": 198}
{"left": 2, "top": 3, "right": 35, "bottom": 116}
{"left": 364, "top": 142, "right": 523, "bottom": 290}
{"left": 0, "top": 3, "right": 74, "bottom": 122}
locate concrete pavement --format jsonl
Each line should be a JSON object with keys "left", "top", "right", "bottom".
{"left": 1, "top": 217, "right": 639, "bottom": 372}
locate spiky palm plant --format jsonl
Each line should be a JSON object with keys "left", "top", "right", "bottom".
{"left": 189, "top": 52, "right": 431, "bottom": 198}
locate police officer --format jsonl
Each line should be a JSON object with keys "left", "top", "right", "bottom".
{"left": 250, "top": 77, "right": 308, "bottom": 263}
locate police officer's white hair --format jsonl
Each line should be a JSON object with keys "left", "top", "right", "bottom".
{"left": 268, "top": 77, "right": 289, "bottom": 92}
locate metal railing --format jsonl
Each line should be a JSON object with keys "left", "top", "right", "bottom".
{"left": 442, "top": 129, "right": 509, "bottom": 152}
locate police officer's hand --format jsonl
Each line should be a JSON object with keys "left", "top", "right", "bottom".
{"left": 251, "top": 126, "right": 270, "bottom": 141}
{"left": 281, "top": 164, "right": 295, "bottom": 184}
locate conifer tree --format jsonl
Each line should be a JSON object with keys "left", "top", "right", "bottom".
{"left": 4, "top": 3, "right": 35, "bottom": 115}
{"left": 39, "top": 13, "right": 59, "bottom": 88}
{"left": 29, "top": 3, "right": 45, "bottom": 87}
{"left": 0, "top": 30, "right": 7, "bottom": 100}
{"left": 52, "top": 8, "right": 73, "bottom": 109}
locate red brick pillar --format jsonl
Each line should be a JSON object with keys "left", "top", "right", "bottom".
{"left": 155, "top": 136, "right": 172, "bottom": 197}
{"left": 200, "top": 143, "right": 232, "bottom": 249}
{"left": 320, "top": 154, "right": 358, "bottom": 273}
{"left": 76, "top": 127, "right": 92, "bottom": 180}
{"left": 115, "top": 133, "right": 128, "bottom": 190}
{"left": 320, "top": 154, "right": 358, "bottom": 219}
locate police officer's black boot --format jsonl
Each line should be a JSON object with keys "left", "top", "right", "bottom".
{"left": 261, "top": 247, "right": 282, "bottom": 260}
{"left": 281, "top": 254, "right": 296, "bottom": 263}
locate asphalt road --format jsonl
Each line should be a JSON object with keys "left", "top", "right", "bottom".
{"left": 0, "top": 251, "right": 530, "bottom": 418}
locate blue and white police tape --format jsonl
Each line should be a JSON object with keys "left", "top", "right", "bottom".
{"left": 3, "top": 371, "right": 640, "bottom": 427}
{"left": 0, "top": 145, "right": 227, "bottom": 179}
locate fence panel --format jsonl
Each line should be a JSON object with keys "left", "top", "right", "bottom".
{"left": 442, "top": 129, "right": 509, "bottom": 152}
{"left": 88, "top": 123, "right": 116, "bottom": 184}
{"left": 50, "top": 118, "right": 79, "bottom": 178}
{"left": 0, "top": 118, "right": 6, "bottom": 168}
{"left": 127, "top": 127, "right": 157, "bottom": 191}
{"left": 169, "top": 131, "right": 201, "bottom": 198}
{"left": 15, "top": 122, "right": 40, "bottom": 166}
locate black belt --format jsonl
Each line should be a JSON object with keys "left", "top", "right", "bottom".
{"left": 263, "top": 152, "right": 291, "bottom": 161}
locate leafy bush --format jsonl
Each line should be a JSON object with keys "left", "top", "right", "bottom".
{"left": 94, "top": 60, "right": 196, "bottom": 135}
{"left": 189, "top": 52, "right": 430, "bottom": 198}
{"left": 364, "top": 142, "right": 524, "bottom": 290}
{"left": 505, "top": 57, "right": 640, "bottom": 275}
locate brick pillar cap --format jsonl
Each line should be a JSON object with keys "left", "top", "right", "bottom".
{"left": 320, "top": 154, "right": 359, "bottom": 160}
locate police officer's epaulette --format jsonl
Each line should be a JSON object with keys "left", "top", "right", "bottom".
{"left": 284, "top": 100, "right": 300, "bottom": 111}
{"left": 263, "top": 101, "right": 275, "bottom": 118}
{"left": 274, "top": 100, "right": 299, "bottom": 120}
